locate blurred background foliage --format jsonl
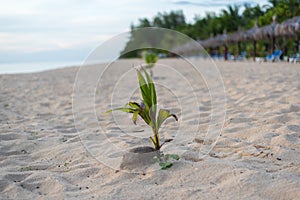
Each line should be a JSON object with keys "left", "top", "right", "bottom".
{"left": 121, "top": 0, "right": 300, "bottom": 58}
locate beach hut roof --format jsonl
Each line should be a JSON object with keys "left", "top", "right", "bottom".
{"left": 172, "top": 16, "right": 300, "bottom": 53}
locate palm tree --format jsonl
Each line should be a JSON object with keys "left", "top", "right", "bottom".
{"left": 220, "top": 5, "right": 241, "bottom": 32}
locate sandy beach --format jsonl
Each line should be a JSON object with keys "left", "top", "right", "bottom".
{"left": 0, "top": 58, "right": 299, "bottom": 199}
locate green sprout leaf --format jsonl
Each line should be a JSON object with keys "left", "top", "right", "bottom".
{"left": 128, "top": 102, "right": 140, "bottom": 109}
{"left": 170, "top": 154, "right": 180, "bottom": 160}
{"left": 143, "top": 52, "right": 158, "bottom": 67}
{"left": 104, "top": 107, "right": 136, "bottom": 114}
{"left": 157, "top": 109, "right": 178, "bottom": 131}
{"left": 132, "top": 111, "right": 139, "bottom": 125}
{"left": 137, "top": 69, "right": 151, "bottom": 107}
{"left": 103, "top": 65, "right": 179, "bottom": 159}
{"left": 143, "top": 68, "right": 157, "bottom": 107}
{"left": 159, "top": 162, "right": 173, "bottom": 170}
{"left": 142, "top": 52, "right": 158, "bottom": 77}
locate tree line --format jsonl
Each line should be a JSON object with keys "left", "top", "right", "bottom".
{"left": 121, "top": 0, "right": 300, "bottom": 58}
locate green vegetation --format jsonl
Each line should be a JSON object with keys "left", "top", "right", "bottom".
{"left": 142, "top": 52, "right": 158, "bottom": 76}
{"left": 106, "top": 67, "right": 177, "bottom": 150}
{"left": 19, "top": 166, "right": 32, "bottom": 172}
{"left": 105, "top": 67, "right": 179, "bottom": 169}
{"left": 153, "top": 153, "right": 180, "bottom": 170}
{"left": 121, "top": 0, "right": 300, "bottom": 58}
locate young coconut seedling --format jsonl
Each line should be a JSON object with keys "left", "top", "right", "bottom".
{"left": 105, "top": 67, "right": 179, "bottom": 169}
{"left": 143, "top": 52, "right": 158, "bottom": 77}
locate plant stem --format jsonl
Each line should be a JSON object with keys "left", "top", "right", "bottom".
{"left": 150, "top": 126, "right": 160, "bottom": 150}
{"left": 149, "top": 136, "right": 156, "bottom": 147}
{"left": 154, "top": 131, "right": 160, "bottom": 150}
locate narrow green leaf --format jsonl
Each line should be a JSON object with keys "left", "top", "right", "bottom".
{"left": 128, "top": 102, "right": 140, "bottom": 109}
{"left": 143, "top": 68, "right": 157, "bottom": 107}
{"left": 142, "top": 68, "right": 157, "bottom": 130}
{"left": 138, "top": 109, "right": 151, "bottom": 125}
{"left": 114, "top": 107, "right": 136, "bottom": 113}
{"left": 104, "top": 107, "right": 136, "bottom": 114}
{"left": 136, "top": 70, "right": 151, "bottom": 107}
{"left": 103, "top": 109, "right": 113, "bottom": 114}
{"left": 132, "top": 111, "right": 139, "bottom": 124}
{"left": 149, "top": 107, "right": 156, "bottom": 130}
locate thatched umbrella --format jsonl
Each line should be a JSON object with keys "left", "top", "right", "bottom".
{"left": 201, "top": 31, "right": 228, "bottom": 59}
{"left": 275, "top": 16, "right": 300, "bottom": 37}
{"left": 201, "top": 34, "right": 223, "bottom": 48}
{"left": 172, "top": 39, "right": 205, "bottom": 56}
{"left": 199, "top": 38, "right": 210, "bottom": 48}
{"left": 260, "top": 16, "right": 277, "bottom": 52}
{"left": 226, "top": 27, "right": 244, "bottom": 55}
{"left": 221, "top": 30, "right": 228, "bottom": 60}
{"left": 276, "top": 16, "right": 300, "bottom": 54}
{"left": 226, "top": 32, "right": 239, "bottom": 43}
{"left": 172, "top": 16, "right": 300, "bottom": 59}
{"left": 242, "top": 21, "right": 260, "bottom": 60}
{"left": 200, "top": 33, "right": 217, "bottom": 55}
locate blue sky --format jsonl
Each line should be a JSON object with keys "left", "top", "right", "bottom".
{"left": 0, "top": 0, "right": 269, "bottom": 63}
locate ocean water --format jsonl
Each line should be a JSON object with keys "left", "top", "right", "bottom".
{"left": 0, "top": 61, "right": 87, "bottom": 74}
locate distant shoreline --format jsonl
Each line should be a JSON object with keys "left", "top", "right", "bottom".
{"left": 1, "top": 57, "right": 299, "bottom": 75}
{"left": 0, "top": 59, "right": 111, "bottom": 75}
{"left": 0, "top": 61, "right": 83, "bottom": 75}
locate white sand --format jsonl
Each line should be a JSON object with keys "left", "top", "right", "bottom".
{"left": 0, "top": 59, "right": 299, "bottom": 199}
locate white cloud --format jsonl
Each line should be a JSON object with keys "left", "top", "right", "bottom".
{"left": 0, "top": 0, "right": 269, "bottom": 62}
{"left": 0, "top": 0, "right": 41, "bottom": 15}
